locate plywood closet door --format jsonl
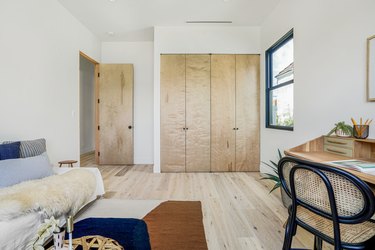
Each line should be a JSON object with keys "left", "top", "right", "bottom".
{"left": 160, "top": 55, "right": 186, "bottom": 172}
{"left": 186, "top": 55, "right": 211, "bottom": 172}
{"left": 211, "top": 55, "right": 236, "bottom": 172}
{"left": 235, "top": 55, "right": 260, "bottom": 171}
{"left": 99, "top": 64, "right": 134, "bottom": 164}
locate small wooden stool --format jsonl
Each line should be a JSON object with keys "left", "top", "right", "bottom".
{"left": 58, "top": 160, "right": 78, "bottom": 168}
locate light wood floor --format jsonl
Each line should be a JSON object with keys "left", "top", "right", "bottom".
{"left": 81, "top": 153, "right": 333, "bottom": 250}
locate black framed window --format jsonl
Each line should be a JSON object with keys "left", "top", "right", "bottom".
{"left": 266, "top": 29, "right": 294, "bottom": 130}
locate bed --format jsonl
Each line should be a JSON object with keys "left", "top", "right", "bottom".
{"left": 0, "top": 167, "right": 105, "bottom": 250}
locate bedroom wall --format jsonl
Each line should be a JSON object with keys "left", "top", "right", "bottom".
{"left": 101, "top": 42, "right": 154, "bottom": 164}
{"left": 0, "top": 0, "right": 101, "bottom": 165}
{"left": 79, "top": 56, "right": 96, "bottom": 154}
{"left": 260, "top": 0, "right": 375, "bottom": 172}
{"left": 153, "top": 26, "right": 261, "bottom": 172}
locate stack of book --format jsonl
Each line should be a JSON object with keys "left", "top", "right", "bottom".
{"left": 329, "top": 160, "right": 375, "bottom": 174}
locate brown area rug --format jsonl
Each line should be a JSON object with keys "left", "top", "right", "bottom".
{"left": 143, "top": 201, "right": 208, "bottom": 250}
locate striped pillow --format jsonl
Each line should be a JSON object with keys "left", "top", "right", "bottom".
{"left": 3, "top": 138, "right": 46, "bottom": 158}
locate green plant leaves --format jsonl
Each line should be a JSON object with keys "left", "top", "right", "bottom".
{"left": 327, "top": 121, "right": 353, "bottom": 136}
{"left": 260, "top": 149, "right": 284, "bottom": 193}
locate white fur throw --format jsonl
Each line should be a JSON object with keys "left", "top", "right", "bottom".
{"left": 0, "top": 169, "right": 96, "bottom": 221}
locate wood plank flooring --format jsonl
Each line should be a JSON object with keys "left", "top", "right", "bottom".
{"left": 81, "top": 153, "right": 333, "bottom": 250}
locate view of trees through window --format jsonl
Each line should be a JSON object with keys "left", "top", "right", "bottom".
{"left": 266, "top": 31, "right": 294, "bottom": 129}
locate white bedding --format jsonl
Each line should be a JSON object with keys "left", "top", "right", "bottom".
{"left": 0, "top": 167, "right": 105, "bottom": 250}
{"left": 0, "top": 213, "right": 42, "bottom": 249}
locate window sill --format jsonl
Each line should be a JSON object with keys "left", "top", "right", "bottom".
{"left": 266, "top": 125, "right": 294, "bottom": 131}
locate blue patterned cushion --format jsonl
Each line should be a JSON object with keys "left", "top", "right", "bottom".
{"left": 70, "top": 218, "right": 151, "bottom": 250}
{"left": 3, "top": 138, "right": 46, "bottom": 158}
{"left": 0, "top": 142, "right": 20, "bottom": 160}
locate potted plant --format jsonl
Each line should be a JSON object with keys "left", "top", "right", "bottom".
{"left": 327, "top": 121, "right": 353, "bottom": 137}
{"left": 261, "top": 149, "right": 291, "bottom": 208}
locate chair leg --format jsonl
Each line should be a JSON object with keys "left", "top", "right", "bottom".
{"left": 282, "top": 217, "right": 296, "bottom": 250}
{"left": 313, "top": 236, "right": 322, "bottom": 250}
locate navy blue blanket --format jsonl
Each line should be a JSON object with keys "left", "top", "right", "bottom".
{"left": 67, "top": 218, "right": 151, "bottom": 250}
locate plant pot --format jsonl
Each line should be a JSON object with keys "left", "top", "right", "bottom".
{"left": 281, "top": 188, "right": 292, "bottom": 208}
{"left": 335, "top": 129, "right": 351, "bottom": 137}
{"left": 53, "top": 228, "right": 66, "bottom": 250}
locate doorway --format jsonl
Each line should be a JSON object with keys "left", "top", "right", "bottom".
{"left": 79, "top": 52, "right": 99, "bottom": 165}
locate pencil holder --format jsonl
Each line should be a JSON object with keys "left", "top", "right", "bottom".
{"left": 353, "top": 125, "right": 369, "bottom": 139}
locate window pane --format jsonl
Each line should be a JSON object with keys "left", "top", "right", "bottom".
{"left": 272, "top": 39, "right": 294, "bottom": 86}
{"left": 269, "top": 84, "right": 294, "bottom": 127}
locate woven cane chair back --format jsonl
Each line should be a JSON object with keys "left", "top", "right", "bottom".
{"left": 293, "top": 168, "right": 364, "bottom": 217}
{"left": 278, "top": 157, "right": 375, "bottom": 223}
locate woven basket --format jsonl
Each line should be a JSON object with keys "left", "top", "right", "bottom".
{"left": 65, "top": 235, "right": 124, "bottom": 250}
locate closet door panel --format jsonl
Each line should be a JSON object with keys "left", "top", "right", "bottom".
{"left": 186, "top": 54, "right": 211, "bottom": 172}
{"left": 160, "top": 55, "right": 186, "bottom": 172}
{"left": 211, "top": 55, "right": 236, "bottom": 172}
{"left": 235, "top": 55, "right": 260, "bottom": 171}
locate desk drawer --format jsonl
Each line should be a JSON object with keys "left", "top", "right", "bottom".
{"left": 324, "top": 145, "right": 353, "bottom": 157}
{"left": 324, "top": 137, "right": 354, "bottom": 149}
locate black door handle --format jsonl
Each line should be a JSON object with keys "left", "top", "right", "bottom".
{"left": 128, "top": 126, "right": 132, "bottom": 129}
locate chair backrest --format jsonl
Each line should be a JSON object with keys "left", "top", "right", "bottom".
{"left": 278, "top": 157, "right": 375, "bottom": 224}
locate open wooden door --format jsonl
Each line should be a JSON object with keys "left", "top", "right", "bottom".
{"left": 98, "top": 64, "right": 134, "bottom": 165}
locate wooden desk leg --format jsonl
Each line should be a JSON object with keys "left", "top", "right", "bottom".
{"left": 59, "top": 163, "right": 62, "bottom": 168}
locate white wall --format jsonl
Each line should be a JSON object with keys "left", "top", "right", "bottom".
{"left": 154, "top": 26, "right": 261, "bottom": 172}
{"left": 79, "top": 56, "right": 95, "bottom": 154}
{"left": 0, "top": 0, "right": 101, "bottom": 165}
{"left": 260, "top": 0, "right": 375, "bottom": 172}
{"left": 101, "top": 42, "right": 154, "bottom": 164}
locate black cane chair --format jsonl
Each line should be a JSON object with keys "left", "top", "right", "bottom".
{"left": 278, "top": 156, "right": 375, "bottom": 250}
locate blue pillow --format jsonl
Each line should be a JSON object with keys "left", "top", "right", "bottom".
{"left": 0, "top": 142, "right": 20, "bottom": 160}
{"left": 0, "top": 152, "right": 53, "bottom": 188}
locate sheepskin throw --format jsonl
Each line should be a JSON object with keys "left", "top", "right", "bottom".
{"left": 0, "top": 169, "right": 96, "bottom": 221}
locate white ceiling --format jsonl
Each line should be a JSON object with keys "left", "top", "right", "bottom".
{"left": 58, "top": 0, "right": 281, "bottom": 42}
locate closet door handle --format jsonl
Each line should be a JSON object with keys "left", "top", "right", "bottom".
{"left": 186, "top": 128, "right": 189, "bottom": 130}
{"left": 182, "top": 128, "right": 186, "bottom": 130}
{"left": 128, "top": 125, "right": 132, "bottom": 129}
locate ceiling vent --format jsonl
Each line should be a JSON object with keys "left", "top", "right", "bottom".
{"left": 186, "top": 21, "right": 232, "bottom": 24}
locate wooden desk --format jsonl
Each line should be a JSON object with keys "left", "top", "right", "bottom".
{"left": 285, "top": 136, "right": 375, "bottom": 187}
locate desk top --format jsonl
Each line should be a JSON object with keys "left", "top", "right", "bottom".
{"left": 285, "top": 136, "right": 375, "bottom": 186}
{"left": 285, "top": 150, "right": 375, "bottom": 185}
